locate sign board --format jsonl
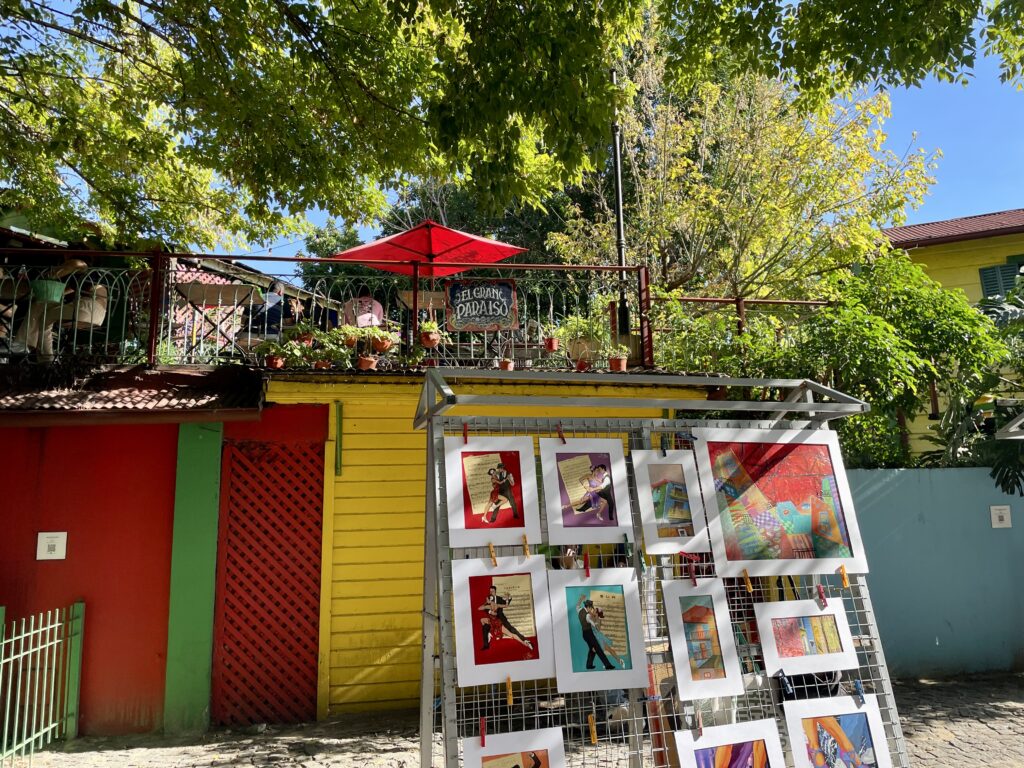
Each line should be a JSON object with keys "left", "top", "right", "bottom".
{"left": 36, "top": 531, "right": 67, "bottom": 560}
{"left": 990, "top": 505, "right": 1012, "bottom": 529}
{"left": 445, "top": 279, "right": 518, "bottom": 332}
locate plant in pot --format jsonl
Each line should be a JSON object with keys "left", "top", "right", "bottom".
{"left": 366, "top": 326, "right": 401, "bottom": 354}
{"left": 283, "top": 320, "right": 318, "bottom": 347}
{"left": 418, "top": 319, "right": 449, "bottom": 349}
{"left": 542, "top": 324, "right": 560, "bottom": 352}
{"left": 557, "top": 313, "right": 609, "bottom": 365}
{"left": 336, "top": 324, "right": 362, "bottom": 348}
{"left": 254, "top": 339, "right": 287, "bottom": 369}
{"left": 308, "top": 344, "right": 334, "bottom": 370}
{"left": 604, "top": 343, "right": 631, "bottom": 372}
{"left": 356, "top": 351, "right": 379, "bottom": 370}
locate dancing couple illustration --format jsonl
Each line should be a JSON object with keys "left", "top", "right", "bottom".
{"left": 479, "top": 585, "right": 533, "bottom": 652}
{"left": 483, "top": 463, "right": 519, "bottom": 524}
{"left": 575, "top": 593, "right": 627, "bottom": 670}
{"left": 565, "top": 463, "right": 615, "bottom": 522}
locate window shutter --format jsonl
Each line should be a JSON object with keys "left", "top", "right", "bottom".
{"left": 979, "top": 264, "right": 1020, "bottom": 298}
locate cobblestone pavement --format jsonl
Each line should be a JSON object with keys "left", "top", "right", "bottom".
{"left": 18, "top": 674, "right": 1023, "bottom": 768}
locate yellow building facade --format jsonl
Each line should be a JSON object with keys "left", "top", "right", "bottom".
{"left": 266, "top": 374, "right": 709, "bottom": 716}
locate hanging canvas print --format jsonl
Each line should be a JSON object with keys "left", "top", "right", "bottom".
{"left": 691, "top": 428, "right": 868, "bottom": 576}
{"left": 548, "top": 568, "right": 647, "bottom": 692}
{"left": 463, "top": 727, "right": 566, "bottom": 768}
{"left": 633, "top": 449, "right": 710, "bottom": 554}
{"left": 755, "top": 599, "right": 859, "bottom": 676}
{"left": 675, "top": 719, "right": 786, "bottom": 768}
{"left": 452, "top": 555, "right": 554, "bottom": 686}
{"left": 784, "top": 695, "right": 894, "bottom": 768}
{"left": 539, "top": 438, "right": 633, "bottom": 545}
{"left": 662, "top": 579, "right": 744, "bottom": 700}
{"left": 445, "top": 436, "right": 541, "bottom": 547}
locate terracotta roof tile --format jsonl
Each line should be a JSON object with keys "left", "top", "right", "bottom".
{"left": 883, "top": 209, "right": 1024, "bottom": 248}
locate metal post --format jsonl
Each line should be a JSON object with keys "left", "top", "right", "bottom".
{"left": 146, "top": 254, "right": 166, "bottom": 367}
{"left": 419, "top": 377, "right": 439, "bottom": 768}
{"left": 63, "top": 602, "right": 84, "bottom": 740}
{"left": 638, "top": 266, "right": 653, "bottom": 367}
{"left": 610, "top": 69, "right": 630, "bottom": 339}
{"left": 412, "top": 262, "right": 421, "bottom": 349}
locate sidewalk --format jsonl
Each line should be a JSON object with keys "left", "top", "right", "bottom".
{"left": 20, "top": 674, "right": 1024, "bottom": 767}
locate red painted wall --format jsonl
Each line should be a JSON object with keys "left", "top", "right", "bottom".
{"left": 0, "top": 424, "right": 178, "bottom": 735}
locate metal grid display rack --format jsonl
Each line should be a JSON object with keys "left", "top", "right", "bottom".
{"left": 414, "top": 369, "right": 911, "bottom": 768}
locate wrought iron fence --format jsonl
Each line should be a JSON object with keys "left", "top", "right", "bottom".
{"left": 0, "top": 603, "right": 85, "bottom": 766}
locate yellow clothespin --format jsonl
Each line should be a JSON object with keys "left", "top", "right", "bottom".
{"left": 587, "top": 713, "right": 598, "bottom": 744}
{"left": 506, "top": 676, "right": 513, "bottom": 706}
{"left": 522, "top": 534, "right": 530, "bottom": 557}
{"left": 742, "top": 569, "right": 753, "bottom": 594}
{"left": 839, "top": 564, "right": 850, "bottom": 589}
{"left": 488, "top": 543, "right": 497, "bottom": 567}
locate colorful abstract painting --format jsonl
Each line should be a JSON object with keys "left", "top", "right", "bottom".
{"left": 679, "top": 596, "right": 726, "bottom": 681}
{"left": 799, "top": 712, "right": 877, "bottom": 768}
{"left": 481, "top": 749, "right": 550, "bottom": 768}
{"left": 772, "top": 615, "right": 843, "bottom": 658}
{"left": 693, "top": 740, "right": 770, "bottom": 768}
{"left": 706, "top": 440, "right": 853, "bottom": 562}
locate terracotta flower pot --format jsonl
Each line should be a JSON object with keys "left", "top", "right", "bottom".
{"left": 371, "top": 337, "right": 394, "bottom": 354}
{"left": 357, "top": 355, "right": 378, "bottom": 371}
{"left": 420, "top": 331, "right": 441, "bottom": 349}
{"left": 499, "top": 359, "right": 515, "bottom": 371}
{"left": 544, "top": 337, "right": 560, "bottom": 352}
{"left": 344, "top": 335, "right": 359, "bottom": 348}
{"left": 264, "top": 354, "right": 285, "bottom": 369}
{"left": 608, "top": 356, "right": 627, "bottom": 372}
{"left": 313, "top": 360, "right": 332, "bottom": 370}
{"left": 296, "top": 333, "right": 315, "bottom": 347}
{"left": 575, "top": 359, "right": 590, "bottom": 372}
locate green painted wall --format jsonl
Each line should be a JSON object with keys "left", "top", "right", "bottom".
{"left": 163, "top": 423, "right": 223, "bottom": 733}
{"left": 849, "top": 468, "right": 1024, "bottom": 677}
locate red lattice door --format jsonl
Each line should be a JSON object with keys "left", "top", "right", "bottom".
{"left": 212, "top": 435, "right": 324, "bottom": 725}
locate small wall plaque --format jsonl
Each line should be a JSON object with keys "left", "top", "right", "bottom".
{"left": 36, "top": 532, "right": 67, "bottom": 560}
{"left": 990, "top": 505, "right": 1012, "bottom": 529}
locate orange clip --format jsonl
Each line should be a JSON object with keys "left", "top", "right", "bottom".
{"left": 557, "top": 422, "right": 566, "bottom": 443}
{"left": 488, "top": 543, "right": 497, "bottom": 567}
{"left": 522, "top": 534, "right": 530, "bottom": 557}
{"left": 506, "top": 676, "right": 513, "bottom": 706}
{"left": 463, "top": 423, "right": 469, "bottom": 444}
{"left": 742, "top": 569, "right": 753, "bottom": 594}
{"left": 839, "top": 564, "right": 850, "bottom": 589}
{"left": 587, "top": 713, "right": 598, "bottom": 744}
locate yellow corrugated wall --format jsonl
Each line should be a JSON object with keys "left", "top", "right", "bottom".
{"left": 267, "top": 375, "right": 707, "bottom": 716}
{"left": 905, "top": 232, "right": 1024, "bottom": 302}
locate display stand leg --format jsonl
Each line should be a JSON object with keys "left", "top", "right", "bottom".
{"left": 419, "top": 424, "right": 440, "bottom": 768}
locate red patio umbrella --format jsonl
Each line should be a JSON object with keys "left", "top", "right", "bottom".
{"left": 328, "top": 220, "right": 526, "bottom": 277}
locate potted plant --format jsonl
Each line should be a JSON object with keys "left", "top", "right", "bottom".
{"left": 418, "top": 319, "right": 447, "bottom": 349}
{"left": 366, "top": 326, "right": 400, "bottom": 354}
{"left": 357, "top": 352, "right": 378, "bottom": 370}
{"left": 336, "top": 324, "right": 362, "bottom": 348}
{"left": 498, "top": 357, "right": 515, "bottom": 371}
{"left": 254, "top": 339, "right": 286, "bottom": 369}
{"left": 542, "top": 324, "right": 560, "bottom": 352}
{"left": 309, "top": 345, "right": 334, "bottom": 370}
{"left": 283, "top": 320, "right": 317, "bottom": 347}
{"left": 557, "top": 313, "right": 609, "bottom": 364}
{"left": 604, "top": 343, "right": 630, "bottom": 372}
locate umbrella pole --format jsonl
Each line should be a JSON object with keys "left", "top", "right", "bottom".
{"left": 412, "top": 262, "right": 420, "bottom": 346}
{"left": 611, "top": 69, "right": 631, "bottom": 341}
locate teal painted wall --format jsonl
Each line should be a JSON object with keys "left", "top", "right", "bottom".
{"left": 163, "top": 422, "right": 223, "bottom": 733}
{"left": 848, "top": 468, "right": 1024, "bottom": 678}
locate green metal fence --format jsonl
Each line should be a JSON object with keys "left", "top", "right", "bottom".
{"left": 0, "top": 603, "right": 85, "bottom": 765}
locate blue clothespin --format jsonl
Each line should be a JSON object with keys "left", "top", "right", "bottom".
{"left": 777, "top": 671, "right": 794, "bottom": 697}
{"left": 854, "top": 679, "right": 866, "bottom": 706}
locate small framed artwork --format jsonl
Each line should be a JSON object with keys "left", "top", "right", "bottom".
{"left": 445, "top": 436, "right": 541, "bottom": 547}
{"left": 784, "top": 695, "right": 894, "bottom": 768}
{"left": 539, "top": 438, "right": 633, "bottom": 545}
{"left": 662, "top": 579, "right": 744, "bottom": 700}
{"left": 463, "top": 727, "right": 566, "bottom": 768}
{"left": 547, "top": 568, "right": 648, "bottom": 692}
{"left": 754, "top": 598, "right": 858, "bottom": 676}
{"left": 633, "top": 449, "right": 709, "bottom": 554}
{"left": 674, "top": 719, "right": 786, "bottom": 768}
{"left": 691, "top": 428, "right": 868, "bottom": 577}
{"left": 452, "top": 555, "right": 554, "bottom": 685}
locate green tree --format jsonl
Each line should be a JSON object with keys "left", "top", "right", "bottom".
{"left": 293, "top": 220, "right": 372, "bottom": 291}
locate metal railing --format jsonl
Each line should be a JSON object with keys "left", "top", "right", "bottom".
{"left": 0, "top": 251, "right": 654, "bottom": 369}
{"left": 0, "top": 603, "right": 85, "bottom": 765}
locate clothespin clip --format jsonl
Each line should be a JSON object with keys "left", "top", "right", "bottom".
{"left": 777, "top": 671, "right": 794, "bottom": 697}
{"left": 556, "top": 422, "right": 566, "bottom": 443}
{"left": 506, "top": 676, "right": 513, "bottom": 706}
{"left": 480, "top": 717, "right": 486, "bottom": 746}
{"left": 660, "top": 435, "right": 669, "bottom": 458}
{"left": 463, "top": 422, "right": 469, "bottom": 444}
{"left": 488, "top": 543, "right": 497, "bottom": 567}
{"left": 522, "top": 534, "right": 530, "bottom": 557}
{"left": 853, "top": 678, "right": 866, "bottom": 705}
{"left": 587, "top": 713, "right": 598, "bottom": 745}
{"left": 679, "top": 552, "right": 699, "bottom": 585}
{"left": 696, "top": 709, "right": 703, "bottom": 737}
{"left": 742, "top": 569, "right": 753, "bottom": 594}
{"left": 816, "top": 583, "right": 828, "bottom": 607}
{"left": 583, "top": 551, "right": 591, "bottom": 578}
{"left": 623, "top": 533, "right": 631, "bottom": 561}
{"left": 839, "top": 564, "right": 850, "bottom": 589}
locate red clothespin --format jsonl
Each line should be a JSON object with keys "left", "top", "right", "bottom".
{"left": 480, "top": 717, "right": 486, "bottom": 746}
{"left": 488, "top": 543, "right": 497, "bottom": 567}
{"left": 556, "top": 422, "right": 566, "bottom": 443}
{"left": 583, "top": 551, "right": 591, "bottom": 578}
{"left": 817, "top": 583, "right": 828, "bottom": 607}
{"left": 522, "top": 534, "right": 530, "bottom": 557}
{"left": 839, "top": 564, "right": 850, "bottom": 589}
{"left": 679, "top": 552, "right": 699, "bottom": 586}
{"left": 463, "top": 422, "right": 469, "bottom": 444}
{"left": 742, "top": 569, "right": 753, "bottom": 594}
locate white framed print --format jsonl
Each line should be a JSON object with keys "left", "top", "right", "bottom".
{"left": 463, "top": 727, "right": 566, "bottom": 768}
{"left": 633, "top": 449, "right": 709, "bottom": 554}
{"left": 754, "top": 598, "right": 859, "bottom": 677}
{"left": 674, "top": 718, "right": 786, "bottom": 768}
{"left": 784, "top": 695, "right": 894, "bottom": 768}
{"left": 662, "top": 579, "right": 744, "bottom": 700}
{"left": 452, "top": 555, "right": 554, "bottom": 686}
{"left": 539, "top": 438, "right": 633, "bottom": 545}
{"left": 691, "top": 428, "right": 869, "bottom": 577}
{"left": 547, "top": 567, "right": 647, "bottom": 692}
{"left": 445, "top": 436, "right": 541, "bottom": 547}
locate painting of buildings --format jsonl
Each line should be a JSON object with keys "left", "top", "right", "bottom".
{"left": 680, "top": 596, "right": 726, "bottom": 681}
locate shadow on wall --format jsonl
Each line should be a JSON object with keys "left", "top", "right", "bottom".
{"left": 848, "top": 467, "right": 1024, "bottom": 678}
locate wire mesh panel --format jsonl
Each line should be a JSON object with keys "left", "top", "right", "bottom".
{"left": 422, "top": 415, "right": 910, "bottom": 768}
